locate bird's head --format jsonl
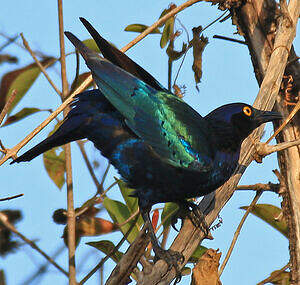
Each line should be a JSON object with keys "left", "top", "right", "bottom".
{"left": 205, "top": 103, "right": 282, "bottom": 150}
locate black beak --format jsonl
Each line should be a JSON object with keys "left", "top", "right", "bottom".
{"left": 254, "top": 109, "right": 283, "bottom": 125}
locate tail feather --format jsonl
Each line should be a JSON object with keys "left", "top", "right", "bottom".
{"left": 12, "top": 90, "right": 136, "bottom": 164}
{"left": 79, "top": 17, "right": 166, "bottom": 92}
{"left": 12, "top": 90, "right": 107, "bottom": 163}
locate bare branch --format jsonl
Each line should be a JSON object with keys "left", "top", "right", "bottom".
{"left": 77, "top": 140, "right": 101, "bottom": 190}
{"left": 0, "top": 212, "right": 68, "bottom": 277}
{"left": 255, "top": 139, "right": 300, "bottom": 163}
{"left": 236, "top": 182, "right": 280, "bottom": 193}
{"left": 57, "top": 1, "right": 76, "bottom": 284}
{"left": 219, "top": 191, "right": 263, "bottom": 275}
{"left": 0, "top": 193, "right": 23, "bottom": 202}
{"left": 106, "top": 227, "right": 150, "bottom": 285}
{"left": 20, "top": 33, "right": 62, "bottom": 96}
{"left": 0, "top": 89, "right": 17, "bottom": 125}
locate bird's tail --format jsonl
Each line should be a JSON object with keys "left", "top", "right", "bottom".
{"left": 12, "top": 90, "right": 128, "bottom": 163}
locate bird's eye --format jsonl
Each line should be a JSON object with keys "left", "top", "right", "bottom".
{"left": 243, "top": 106, "right": 252, "bottom": 117}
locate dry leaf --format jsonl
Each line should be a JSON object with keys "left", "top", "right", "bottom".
{"left": 190, "top": 26, "right": 208, "bottom": 90}
{"left": 191, "top": 248, "right": 222, "bottom": 285}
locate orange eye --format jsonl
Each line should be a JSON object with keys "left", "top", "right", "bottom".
{"left": 243, "top": 106, "right": 252, "bottom": 116}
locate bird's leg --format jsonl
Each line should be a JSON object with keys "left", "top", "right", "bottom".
{"left": 140, "top": 206, "right": 184, "bottom": 281}
{"left": 171, "top": 201, "right": 210, "bottom": 235}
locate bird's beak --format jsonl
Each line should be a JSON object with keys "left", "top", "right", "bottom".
{"left": 254, "top": 109, "right": 283, "bottom": 125}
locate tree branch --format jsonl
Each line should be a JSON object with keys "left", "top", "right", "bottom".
{"left": 219, "top": 191, "right": 263, "bottom": 275}
{"left": 57, "top": 1, "right": 76, "bottom": 284}
{"left": 20, "top": 33, "right": 62, "bottom": 96}
{"left": 0, "top": 212, "right": 68, "bottom": 277}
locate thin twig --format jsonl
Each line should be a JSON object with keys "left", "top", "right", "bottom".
{"left": 22, "top": 245, "right": 66, "bottom": 285}
{"left": 20, "top": 33, "right": 62, "bottom": 96}
{"left": 122, "top": 0, "right": 202, "bottom": 52}
{"left": 0, "top": 90, "right": 17, "bottom": 125}
{"left": 257, "top": 262, "right": 290, "bottom": 285}
{"left": 201, "top": 11, "right": 229, "bottom": 33}
{"left": 213, "top": 34, "right": 247, "bottom": 45}
{"left": 0, "top": 212, "right": 68, "bottom": 277}
{"left": 0, "top": 193, "right": 24, "bottom": 201}
{"left": 219, "top": 191, "right": 263, "bottom": 275}
{"left": 236, "top": 182, "right": 280, "bottom": 193}
{"left": 0, "top": 34, "right": 18, "bottom": 51}
{"left": 79, "top": 214, "right": 139, "bottom": 285}
{"left": 77, "top": 140, "right": 101, "bottom": 191}
{"left": 117, "top": 209, "right": 140, "bottom": 227}
{"left": 173, "top": 10, "right": 228, "bottom": 86}
{"left": 0, "top": 32, "right": 46, "bottom": 57}
{"left": 99, "top": 163, "right": 110, "bottom": 194}
{"left": 57, "top": 1, "right": 76, "bottom": 284}
{"left": 266, "top": 100, "right": 300, "bottom": 144}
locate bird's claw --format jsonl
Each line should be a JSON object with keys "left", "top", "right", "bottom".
{"left": 153, "top": 247, "right": 184, "bottom": 282}
{"left": 173, "top": 201, "right": 210, "bottom": 236}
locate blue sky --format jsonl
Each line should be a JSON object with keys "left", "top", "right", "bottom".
{"left": 1, "top": 1, "right": 297, "bottom": 284}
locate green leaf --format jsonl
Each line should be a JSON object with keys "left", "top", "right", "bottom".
{"left": 124, "top": 24, "right": 161, "bottom": 34}
{"left": 87, "top": 240, "right": 123, "bottom": 263}
{"left": 240, "top": 204, "right": 288, "bottom": 238}
{"left": 116, "top": 179, "right": 137, "bottom": 212}
{"left": 43, "top": 147, "right": 65, "bottom": 189}
{"left": 116, "top": 179, "right": 143, "bottom": 227}
{"left": 160, "top": 17, "right": 174, "bottom": 48}
{"left": 161, "top": 202, "right": 178, "bottom": 229}
{"left": 1, "top": 107, "right": 41, "bottom": 127}
{"left": 188, "top": 245, "right": 208, "bottom": 263}
{"left": 0, "top": 57, "right": 56, "bottom": 114}
{"left": 82, "top": 39, "right": 100, "bottom": 53}
{"left": 103, "top": 197, "right": 139, "bottom": 243}
{"left": 43, "top": 122, "right": 66, "bottom": 189}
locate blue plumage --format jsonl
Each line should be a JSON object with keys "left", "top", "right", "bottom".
{"left": 13, "top": 18, "right": 282, "bottom": 274}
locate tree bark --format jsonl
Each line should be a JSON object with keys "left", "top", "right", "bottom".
{"left": 234, "top": 0, "right": 300, "bottom": 282}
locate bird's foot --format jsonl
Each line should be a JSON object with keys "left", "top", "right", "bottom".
{"left": 171, "top": 201, "right": 211, "bottom": 237}
{"left": 153, "top": 246, "right": 184, "bottom": 283}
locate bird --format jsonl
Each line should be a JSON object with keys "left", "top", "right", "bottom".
{"left": 12, "top": 18, "right": 282, "bottom": 272}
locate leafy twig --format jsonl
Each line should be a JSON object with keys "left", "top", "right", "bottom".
{"left": 219, "top": 191, "right": 263, "bottom": 275}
